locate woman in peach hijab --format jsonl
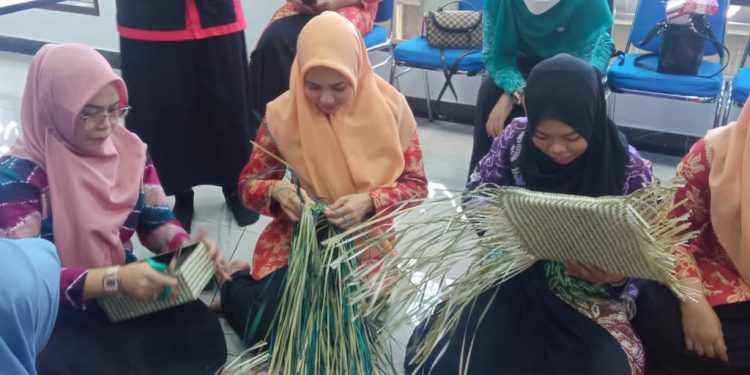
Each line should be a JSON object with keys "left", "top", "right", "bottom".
{"left": 220, "top": 12, "right": 428, "bottom": 345}
{"left": 632, "top": 101, "right": 750, "bottom": 374}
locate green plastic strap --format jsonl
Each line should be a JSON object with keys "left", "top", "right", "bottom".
{"left": 145, "top": 258, "right": 171, "bottom": 301}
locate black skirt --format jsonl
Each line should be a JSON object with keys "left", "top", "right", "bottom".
{"left": 632, "top": 280, "right": 750, "bottom": 375}
{"left": 120, "top": 31, "right": 253, "bottom": 195}
{"left": 405, "top": 262, "right": 632, "bottom": 375}
{"left": 37, "top": 301, "right": 226, "bottom": 375}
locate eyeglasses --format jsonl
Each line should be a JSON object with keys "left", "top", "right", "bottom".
{"left": 79, "top": 106, "right": 131, "bottom": 125}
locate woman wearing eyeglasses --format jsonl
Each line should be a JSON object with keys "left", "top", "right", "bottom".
{"left": 0, "top": 43, "right": 234, "bottom": 374}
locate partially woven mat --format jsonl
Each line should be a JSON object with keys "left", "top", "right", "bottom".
{"left": 318, "top": 182, "right": 699, "bottom": 375}
{"left": 477, "top": 186, "right": 686, "bottom": 285}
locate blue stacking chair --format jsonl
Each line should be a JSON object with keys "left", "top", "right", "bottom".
{"left": 389, "top": 0, "right": 485, "bottom": 121}
{"left": 365, "top": 0, "right": 394, "bottom": 69}
{"left": 607, "top": 0, "right": 729, "bottom": 127}
{"left": 722, "top": 35, "right": 750, "bottom": 124}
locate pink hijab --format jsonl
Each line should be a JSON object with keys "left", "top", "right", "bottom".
{"left": 8, "top": 43, "right": 146, "bottom": 269}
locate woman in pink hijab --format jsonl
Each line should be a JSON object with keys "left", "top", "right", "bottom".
{"left": 0, "top": 43, "right": 234, "bottom": 374}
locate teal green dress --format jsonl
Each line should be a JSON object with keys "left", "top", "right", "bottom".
{"left": 483, "top": 0, "right": 614, "bottom": 93}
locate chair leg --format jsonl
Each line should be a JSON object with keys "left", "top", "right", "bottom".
{"left": 607, "top": 91, "right": 617, "bottom": 120}
{"left": 721, "top": 82, "right": 733, "bottom": 127}
{"left": 424, "top": 70, "right": 433, "bottom": 122}
{"left": 713, "top": 82, "right": 727, "bottom": 128}
{"left": 721, "top": 100, "right": 732, "bottom": 128}
{"left": 389, "top": 59, "right": 397, "bottom": 86}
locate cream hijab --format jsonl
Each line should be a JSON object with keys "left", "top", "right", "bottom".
{"left": 265, "top": 12, "right": 416, "bottom": 204}
{"left": 705, "top": 99, "right": 750, "bottom": 284}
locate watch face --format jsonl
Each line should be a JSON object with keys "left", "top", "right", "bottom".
{"left": 104, "top": 276, "right": 118, "bottom": 292}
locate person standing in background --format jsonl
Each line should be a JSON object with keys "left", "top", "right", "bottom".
{"left": 116, "top": 0, "right": 258, "bottom": 232}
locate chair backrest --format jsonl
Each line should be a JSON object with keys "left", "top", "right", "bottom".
{"left": 627, "top": 0, "right": 728, "bottom": 56}
{"left": 375, "top": 0, "right": 394, "bottom": 23}
{"left": 459, "top": 0, "right": 483, "bottom": 11}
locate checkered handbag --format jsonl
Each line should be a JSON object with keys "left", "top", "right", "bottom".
{"left": 424, "top": 1, "right": 482, "bottom": 50}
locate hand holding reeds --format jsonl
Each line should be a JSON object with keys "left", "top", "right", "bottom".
{"left": 271, "top": 181, "right": 311, "bottom": 222}
{"left": 323, "top": 192, "right": 374, "bottom": 230}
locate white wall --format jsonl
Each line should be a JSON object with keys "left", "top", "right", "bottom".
{"left": 0, "top": 0, "right": 284, "bottom": 51}
{"left": 0, "top": 1, "right": 721, "bottom": 137}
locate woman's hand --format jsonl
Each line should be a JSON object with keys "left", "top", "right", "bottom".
{"left": 272, "top": 181, "right": 310, "bottom": 222}
{"left": 564, "top": 261, "right": 625, "bottom": 284}
{"left": 324, "top": 192, "right": 374, "bottom": 230}
{"left": 119, "top": 261, "right": 180, "bottom": 300}
{"left": 182, "top": 228, "right": 233, "bottom": 283}
{"left": 680, "top": 295, "right": 729, "bottom": 363}
{"left": 486, "top": 93, "right": 514, "bottom": 139}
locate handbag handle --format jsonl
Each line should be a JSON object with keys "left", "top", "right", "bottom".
{"left": 436, "top": 0, "right": 479, "bottom": 12}
{"left": 429, "top": 1, "right": 483, "bottom": 33}
{"left": 631, "top": 19, "right": 730, "bottom": 79}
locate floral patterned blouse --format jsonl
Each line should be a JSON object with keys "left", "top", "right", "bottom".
{"left": 0, "top": 154, "right": 188, "bottom": 309}
{"left": 239, "top": 123, "right": 428, "bottom": 281}
{"left": 672, "top": 138, "right": 750, "bottom": 306}
{"left": 268, "top": 0, "right": 380, "bottom": 37}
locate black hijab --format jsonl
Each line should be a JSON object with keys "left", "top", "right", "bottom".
{"left": 518, "top": 54, "right": 629, "bottom": 197}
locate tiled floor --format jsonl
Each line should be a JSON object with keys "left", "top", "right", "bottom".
{"left": 0, "top": 50, "right": 683, "bottom": 373}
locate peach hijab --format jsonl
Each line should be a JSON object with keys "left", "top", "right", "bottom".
{"left": 8, "top": 43, "right": 146, "bottom": 269}
{"left": 705, "top": 99, "right": 750, "bottom": 284}
{"left": 266, "top": 12, "right": 417, "bottom": 203}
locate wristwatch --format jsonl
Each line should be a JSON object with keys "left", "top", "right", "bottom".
{"left": 511, "top": 86, "right": 525, "bottom": 105}
{"left": 102, "top": 266, "right": 121, "bottom": 293}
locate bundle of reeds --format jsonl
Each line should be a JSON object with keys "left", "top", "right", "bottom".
{"left": 220, "top": 200, "right": 397, "bottom": 375}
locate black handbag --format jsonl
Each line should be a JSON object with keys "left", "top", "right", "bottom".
{"left": 632, "top": 14, "right": 729, "bottom": 77}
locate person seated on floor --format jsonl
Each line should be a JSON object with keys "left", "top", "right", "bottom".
{"left": 247, "top": 0, "right": 379, "bottom": 128}
{"left": 405, "top": 54, "right": 654, "bottom": 375}
{"left": 220, "top": 12, "right": 428, "bottom": 347}
{"left": 0, "top": 238, "right": 60, "bottom": 375}
{"left": 632, "top": 102, "right": 750, "bottom": 375}
{"left": 468, "top": 0, "right": 614, "bottom": 181}
{"left": 0, "top": 43, "right": 239, "bottom": 375}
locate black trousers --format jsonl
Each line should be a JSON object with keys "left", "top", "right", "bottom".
{"left": 467, "top": 58, "right": 537, "bottom": 182}
{"left": 37, "top": 301, "right": 226, "bottom": 375}
{"left": 247, "top": 14, "right": 313, "bottom": 128}
{"left": 120, "top": 32, "right": 253, "bottom": 195}
{"left": 220, "top": 268, "right": 287, "bottom": 347}
{"left": 632, "top": 281, "right": 750, "bottom": 375}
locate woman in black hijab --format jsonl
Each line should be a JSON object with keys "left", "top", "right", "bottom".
{"left": 405, "top": 54, "right": 655, "bottom": 375}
